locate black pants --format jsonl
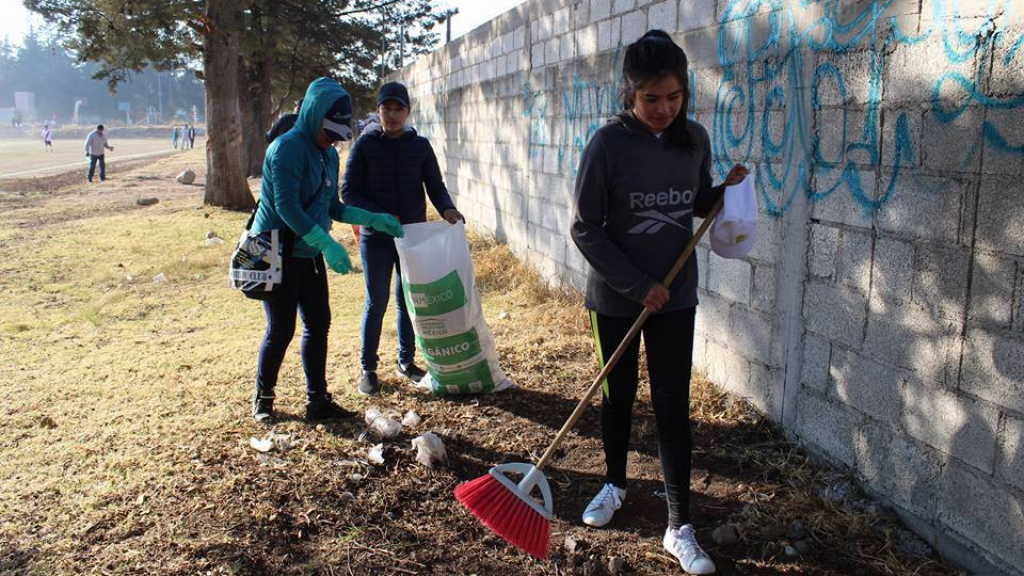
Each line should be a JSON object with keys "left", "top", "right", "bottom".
{"left": 88, "top": 154, "right": 105, "bottom": 181}
{"left": 255, "top": 255, "right": 331, "bottom": 402}
{"left": 590, "top": 307, "right": 696, "bottom": 529}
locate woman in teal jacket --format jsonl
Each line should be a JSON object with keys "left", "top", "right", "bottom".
{"left": 250, "top": 77, "right": 403, "bottom": 423}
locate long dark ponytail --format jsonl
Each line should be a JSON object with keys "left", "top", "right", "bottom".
{"left": 621, "top": 29, "right": 693, "bottom": 149}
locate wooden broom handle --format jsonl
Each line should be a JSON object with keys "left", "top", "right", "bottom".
{"left": 534, "top": 197, "right": 724, "bottom": 471}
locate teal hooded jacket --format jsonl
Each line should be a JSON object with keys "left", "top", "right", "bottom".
{"left": 252, "top": 77, "right": 350, "bottom": 259}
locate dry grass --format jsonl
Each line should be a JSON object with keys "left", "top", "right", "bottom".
{"left": 0, "top": 152, "right": 964, "bottom": 576}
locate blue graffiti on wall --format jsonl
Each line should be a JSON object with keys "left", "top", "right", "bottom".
{"left": 713, "top": 0, "right": 1024, "bottom": 216}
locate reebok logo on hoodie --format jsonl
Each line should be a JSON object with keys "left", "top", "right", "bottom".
{"left": 628, "top": 187, "right": 694, "bottom": 234}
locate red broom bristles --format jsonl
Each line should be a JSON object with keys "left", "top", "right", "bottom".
{"left": 455, "top": 474, "right": 550, "bottom": 560}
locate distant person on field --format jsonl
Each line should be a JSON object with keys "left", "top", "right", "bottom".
{"left": 42, "top": 125, "right": 53, "bottom": 152}
{"left": 265, "top": 98, "right": 303, "bottom": 144}
{"left": 341, "top": 81, "right": 464, "bottom": 396}
{"left": 188, "top": 124, "right": 196, "bottom": 149}
{"left": 85, "top": 124, "right": 114, "bottom": 183}
{"left": 172, "top": 125, "right": 180, "bottom": 149}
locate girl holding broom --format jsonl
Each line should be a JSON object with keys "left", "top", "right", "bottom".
{"left": 570, "top": 30, "right": 749, "bottom": 574}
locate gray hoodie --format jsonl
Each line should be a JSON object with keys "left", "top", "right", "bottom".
{"left": 570, "top": 111, "right": 723, "bottom": 317}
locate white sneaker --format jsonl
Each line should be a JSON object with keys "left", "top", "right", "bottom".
{"left": 581, "top": 483, "right": 626, "bottom": 527}
{"left": 664, "top": 525, "right": 716, "bottom": 575}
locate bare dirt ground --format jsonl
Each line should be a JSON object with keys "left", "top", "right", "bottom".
{"left": 0, "top": 151, "right": 964, "bottom": 575}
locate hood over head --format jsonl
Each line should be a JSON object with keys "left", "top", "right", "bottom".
{"left": 296, "top": 77, "right": 352, "bottom": 142}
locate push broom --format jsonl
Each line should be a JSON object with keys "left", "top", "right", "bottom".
{"left": 455, "top": 197, "right": 726, "bottom": 560}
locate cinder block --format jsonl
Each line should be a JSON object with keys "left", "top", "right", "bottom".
{"left": 692, "top": 333, "right": 707, "bottom": 371}
{"left": 981, "top": 107, "right": 1024, "bottom": 177}
{"left": 969, "top": 252, "right": 1017, "bottom": 328}
{"left": 961, "top": 327, "right": 1024, "bottom": 413}
{"left": 901, "top": 378, "right": 999, "bottom": 473}
{"left": 746, "top": 361, "right": 780, "bottom": 417}
{"left": 803, "top": 281, "right": 867, "bottom": 347}
{"left": 884, "top": 37, "right": 977, "bottom": 107}
{"left": 707, "top": 256, "right": 752, "bottom": 304}
{"left": 577, "top": 24, "right": 600, "bottom": 56}
{"left": 696, "top": 291, "right": 730, "bottom": 335}
{"left": 864, "top": 299, "right": 960, "bottom": 386}
{"left": 649, "top": 0, "right": 678, "bottom": 32}
{"left": 875, "top": 173, "right": 966, "bottom": 244}
{"left": 515, "top": 26, "right": 526, "bottom": 49}
{"left": 913, "top": 244, "right": 970, "bottom": 321}
{"left": 809, "top": 224, "right": 839, "bottom": 278}
{"left": 751, "top": 263, "right": 776, "bottom": 313}
{"left": 620, "top": 9, "right": 648, "bottom": 44}
{"left": 830, "top": 348, "right": 905, "bottom": 426}
{"left": 861, "top": 432, "right": 944, "bottom": 518}
{"left": 590, "top": 0, "right": 612, "bottom": 23}
{"left": 597, "top": 17, "right": 621, "bottom": 51}
{"left": 938, "top": 461, "right": 1024, "bottom": 571}
{"left": 552, "top": 7, "right": 570, "bottom": 36}
{"left": 976, "top": 175, "right": 1024, "bottom": 258}
{"left": 729, "top": 306, "right": 777, "bottom": 366}
{"left": 612, "top": 0, "right": 635, "bottom": 16}
{"left": 999, "top": 415, "right": 1024, "bottom": 492}
{"left": 560, "top": 34, "right": 575, "bottom": 61}
{"left": 746, "top": 214, "right": 781, "bottom": 265}
{"left": 678, "top": 0, "right": 717, "bottom": 31}
{"left": 539, "top": 13, "right": 553, "bottom": 40}
{"left": 531, "top": 43, "right": 546, "bottom": 68}
{"left": 705, "top": 339, "right": 752, "bottom": 393}
{"left": 871, "top": 237, "right": 914, "bottom": 303}
{"left": 814, "top": 50, "right": 873, "bottom": 107}
{"left": 696, "top": 245, "right": 709, "bottom": 290}
{"left": 545, "top": 37, "right": 560, "bottom": 65}
{"left": 836, "top": 229, "right": 873, "bottom": 294}
{"left": 881, "top": 108, "right": 923, "bottom": 168}
{"left": 811, "top": 170, "right": 876, "bottom": 229}
{"left": 801, "top": 334, "right": 831, "bottom": 392}
{"left": 796, "top": 388, "right": 859, "bottom": 468}
{"left": 990, "top": 26, "right": 1024, "bottom": 95}
{"left": 922, "top": 107, "right": 985, "bottom": 173}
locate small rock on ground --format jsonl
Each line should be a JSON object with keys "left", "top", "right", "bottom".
{"left": 136, "top": 197, "right": 159, "bottom": 206}
{"left": 607, "top": 556, "right": 625, "bottom": 574}
{"left": 787, "top": 520, "right": 806, "bottom": 540}
{"left": 712, "top": 524, "right": 739, "bottom": 546}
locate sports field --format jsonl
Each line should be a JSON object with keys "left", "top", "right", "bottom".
{"left": 0, "top": 137, "right": 202, "bottom": 178}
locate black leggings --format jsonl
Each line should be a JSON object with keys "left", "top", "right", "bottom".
{"left": 590, "top": 307, "right": 695, "bottom": 529}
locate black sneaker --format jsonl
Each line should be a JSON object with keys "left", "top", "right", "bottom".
{"left": 252, "top": 390, "right": 275, "bottom": 423}
{"left": 305, "top": 393, "right": 354, "bottom": 421}
{"left": 358, "top": 371, "right": 380, "bottom": 396}
{"left": 396, "top": 362, "right": 427, "bottom": 383}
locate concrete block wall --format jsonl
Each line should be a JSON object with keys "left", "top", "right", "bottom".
{"left": 389, "top": 1, "right": 1024, "bottom": 573}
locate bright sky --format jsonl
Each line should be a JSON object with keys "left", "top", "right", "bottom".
{"left": 440, "top": 0, "right": 528, "bottom": 41}
{"left": 0, "top": 0, "right": 43, "bottom": 46}
{"left": 0, "top": 0, "right": 525, "bottom": 47}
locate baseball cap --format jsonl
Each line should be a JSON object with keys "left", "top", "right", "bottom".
{"left": 322, "top": 96, "right": 353, "bottom": 142}
{"left": 710, "top": 175, "right": 758, "bottom": 259}
{"left": 377, "top": 82, "right": 410, "bottom": 108}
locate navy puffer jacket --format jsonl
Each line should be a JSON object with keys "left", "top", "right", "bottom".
{"left": 341, "top": 124, "right": 455, "bottom": 238}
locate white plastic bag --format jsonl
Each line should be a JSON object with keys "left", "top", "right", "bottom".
{"left": 395, "top": 222, "right": 514, "bottom": 395}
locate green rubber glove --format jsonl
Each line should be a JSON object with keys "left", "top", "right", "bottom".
{"left": 341, "top": 206, "right": 404, "bottom": 238}
{"left": 302, "top": 226, "right": 351, "bottom": 274}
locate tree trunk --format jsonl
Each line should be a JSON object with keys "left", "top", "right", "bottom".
{"left": 238, "top": 2, "right": 275, "bottom": 178}
{"left": 202, "top": 0, "right": 255, "bottom": 211}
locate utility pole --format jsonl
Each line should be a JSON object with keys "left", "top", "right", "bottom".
{"left": 157, "top": 71, "right": 163, "bottom": 122}
{"left": 399, "top": 20, "right": 405, "bottom": 69}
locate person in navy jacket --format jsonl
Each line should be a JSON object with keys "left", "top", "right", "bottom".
{"left": 341, "top": 81, "right": 465, "bottom": 395}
